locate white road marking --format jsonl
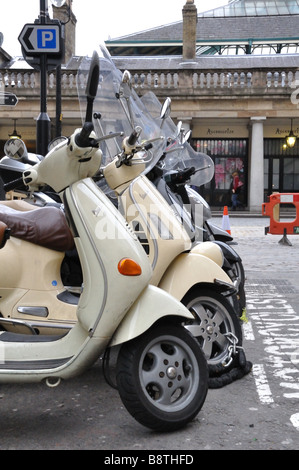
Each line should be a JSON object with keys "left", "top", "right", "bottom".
{"left": 290, "top": 413, "right": 299, "bottom": 430}
{"left": 252, "top": 364, "right": 274, "bottom": 404}
{"left": 242, "top": 320, "right": 255, "bottom": 340}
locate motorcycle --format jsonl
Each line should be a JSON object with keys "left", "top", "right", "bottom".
{"left": 0, "top": 94, "right": 245, "bottom": 316}
{"left": 0, "top": 137, "right": 60, "bottom": 204}
{"left": 139, "top": 91, "right": 246, "bottom": 317}
{"left": 0, "top": 47, "right": 247, "bottom": 378}
{"left": 0, "top": 50, "right": 209, "bottom": 431}
{"left": 91, "top": 47, "right": 245, "bottom": 375}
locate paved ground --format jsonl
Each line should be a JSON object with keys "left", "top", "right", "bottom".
{"left": 212, "top": 214, "right": 299, "bottom": 274}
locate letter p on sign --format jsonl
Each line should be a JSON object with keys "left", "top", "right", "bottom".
{"left": 37, "top": 29, "right": 56, "bottom": 49}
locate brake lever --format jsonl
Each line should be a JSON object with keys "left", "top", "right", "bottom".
{"left": 91, "top": 131, "right": 124, "bottom": 146}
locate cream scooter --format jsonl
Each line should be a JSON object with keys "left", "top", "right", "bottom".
{"left": 92, "top": 48, "right": 243, "bottom": 374}
{"left": 0, "top": 51, "right": 209, "bottom": 431}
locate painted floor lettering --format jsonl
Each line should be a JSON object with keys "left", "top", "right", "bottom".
{"left": 245, "top": 280, "right": 299, "bottom": 429}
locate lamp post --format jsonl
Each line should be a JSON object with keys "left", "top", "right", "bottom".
{"left": 36, "top": 0, "right": 51, "bottom": 156}
{"left": 18, "top": 1, "right": 64, "bottom": 155}
{"left": 51, "top": 1, "right": 67, "bottom": 138}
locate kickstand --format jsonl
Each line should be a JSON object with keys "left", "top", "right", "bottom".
{"left": 278, "top": 228, "right": 292, "bottom": 246}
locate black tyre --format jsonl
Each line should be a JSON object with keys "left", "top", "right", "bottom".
{"left": 182, "top": 287, "right": 243, "bottom": 375}
{"left": 236, "top": 283, "right": 246, "bottom": 316}
{"left": 116, "top": 323, "right": 208, "bottom": 432}
{"left": 228, "top": 259, "right": 246, "bottom": 314}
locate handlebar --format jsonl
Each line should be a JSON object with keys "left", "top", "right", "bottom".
{"left": 3, "top": 177, "right": 25, "bottom": 192}
{"left": 74, "top": 122, "right": 95, "bottom": 148}
{"left": 74, "top": 50, "right": 101, "bottom": 149}
{"left": 127, "top": 127, "right": 142, "bottom": 147}
{"left": 164, "top": 167, "right": 195, "bottom": 185}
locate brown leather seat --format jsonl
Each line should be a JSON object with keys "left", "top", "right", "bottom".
{"left": 0, "top": 205, "right": 74, "bottom": 252}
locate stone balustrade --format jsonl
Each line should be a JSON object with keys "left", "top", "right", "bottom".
{"left": 0, "top": 69, "right": 79, "bottom": 96}
{"left": 129, "top": 69, "right": 299, "bottom": 97}
{"left": 1, "top": 67, "right": 298, "bottom": 97}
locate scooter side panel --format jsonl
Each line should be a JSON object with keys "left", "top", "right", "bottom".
{"left": 0, "top": 237, "right": 64, "bottom": 291}
{"left": 66, "top": 180, "right": 153, "bottom": 337}
{"left": 109, "top": 284, "right": 194, "bottom": 347}
{"left": 158, "top": 252, "right": 233, "bottom": 301}
{"left": 0, "top": 322, "right": 105, "bottom": 382}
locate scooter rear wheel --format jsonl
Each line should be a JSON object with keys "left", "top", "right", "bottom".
{"left": 116, "top": 323, "right": 208, "bottom": 432}
{"left": 182, "top": 287, "right": 243, "bottom": 375}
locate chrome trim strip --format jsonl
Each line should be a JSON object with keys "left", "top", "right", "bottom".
{"left": 0, "top": 357, "right": 73, "bottom": 371}
{"left": 17, "top": 306, "right": 49, "bottom": 318}
{"left": 0, "top": 317, "right": 37, "bottom": 335}
{"left": 214, "top": 278, "right": 238, "bottom": 295}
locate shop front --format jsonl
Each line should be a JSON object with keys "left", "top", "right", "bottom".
{"left": 191, "top": 121, "right": 249, "bottom": 209}
{"left": 191, "top": 119, "right": 299, "bottom": 211}
{"left": 263, "top": 127, "right": 299, "bottom": 202}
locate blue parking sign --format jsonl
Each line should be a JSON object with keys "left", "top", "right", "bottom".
{"left": 18, "top": 23, "right": 61, "bottom": 54}
{"left": 37, "top": 28, "right": 57, "bottom": 50}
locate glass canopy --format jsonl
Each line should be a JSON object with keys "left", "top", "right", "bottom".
{"left": 199, "top": 0, "right": 299, "bottom": 17}
{"left": 196, "top": 0, "right": 299, "bottom": 55}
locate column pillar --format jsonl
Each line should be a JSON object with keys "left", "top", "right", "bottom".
{"left": 249, "top": 117, "right": 266, "bottom": 212}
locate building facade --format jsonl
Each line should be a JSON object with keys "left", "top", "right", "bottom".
{"left": 1, "top": 0, "right": 299, "bottom": 211}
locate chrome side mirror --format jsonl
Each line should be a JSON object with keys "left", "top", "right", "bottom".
{"left": 160, "top": 97, "right": 171, "bottom": 120}
{"left": 182, "top": 129, "right": 192, "bottom": 143}
{"left": 119, "top": 70, "right": 132, "bottom": 99}
{"left": 4, "top": 138, "right": 27, "bottom": 160}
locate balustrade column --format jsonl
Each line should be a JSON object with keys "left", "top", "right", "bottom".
{"left": 249, "top": 117, "right": 266, "bottom": 211}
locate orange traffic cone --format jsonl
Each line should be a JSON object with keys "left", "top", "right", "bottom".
{"left": 221, "top": 206, "right": 231, "bottom": 235}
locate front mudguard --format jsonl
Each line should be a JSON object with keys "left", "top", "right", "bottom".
{"left": 109, "top": 285, "right": 194, "bottom": 347}
{"left": 213, "top": 240, "right": 242, "bottom": 263}
{"left": 205, "top": 221, "right": 234, "bottom": 243}
{"left": 158, "top": 251, "right": 237, "bottom": 302}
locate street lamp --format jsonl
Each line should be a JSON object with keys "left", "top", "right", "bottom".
{"left": 50, "top": 0, "right": 66, "bottom": 5}
{"left": 50, "top": 0, "right": 70, "bottom": 138}
{"left": 9, "top": 119, "right": 22, "bottom": 138}
{"left": 285, "top": 119, "right": 297, "bottom": 148}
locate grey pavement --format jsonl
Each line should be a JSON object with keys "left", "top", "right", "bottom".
{"left": 212, "top": 215, "right": 299, "bottom": 276}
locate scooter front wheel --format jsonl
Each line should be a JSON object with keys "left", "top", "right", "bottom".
{"left": 116, "top": 323, "right": 208, "bottom": 432}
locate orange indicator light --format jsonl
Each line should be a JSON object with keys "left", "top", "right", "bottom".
{"left": 118, "top": 258, "right": 142, "bottom": 276}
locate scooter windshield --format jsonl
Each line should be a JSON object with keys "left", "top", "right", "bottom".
{"left": 163, "top": 142, "right": 214, "bottom": 188}
{"left": 77, "top": 45, "right": 166, "bottom": 174}
{"left": 140, "top": 91, "right": 214, "bottom": 188}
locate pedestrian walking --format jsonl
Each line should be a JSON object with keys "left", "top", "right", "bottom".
{"left": 231, "top": 171, "right": 243, "bottom": 210}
